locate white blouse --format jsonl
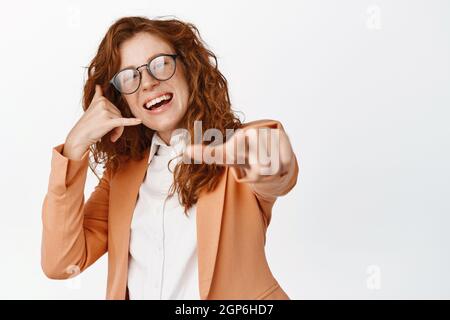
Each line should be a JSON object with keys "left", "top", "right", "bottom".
{"left": 127, "top": 131, "right": 200, "bottom": 300}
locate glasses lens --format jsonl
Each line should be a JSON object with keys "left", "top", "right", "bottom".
{"left": 149, "top": 55, "right": 176, "bottom": 81}
{"left": 114, "top": 69, "right": 140, "bottom": 94}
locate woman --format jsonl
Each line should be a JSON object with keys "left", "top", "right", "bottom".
{"left": 41, "top": 16, "right": 299, "bottom": 300}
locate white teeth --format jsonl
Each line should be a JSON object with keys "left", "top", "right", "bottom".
{"left": 145, "top": 94, "right": 171, "bottom": 109}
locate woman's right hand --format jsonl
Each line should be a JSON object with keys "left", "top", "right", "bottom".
{"left": 63, "top": 85, "right": 142, "bottom": 160}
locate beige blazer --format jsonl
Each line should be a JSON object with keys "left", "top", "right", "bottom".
{"left": 41, "top": 119, "right": 299, "bottom": 300}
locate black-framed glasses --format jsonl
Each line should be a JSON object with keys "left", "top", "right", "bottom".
{"left": 110, "top": 53, "right": 178, "bottom": 95}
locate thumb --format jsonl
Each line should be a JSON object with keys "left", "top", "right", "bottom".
{"left": 110, "top": 126, "right": 124, "bottom": 143}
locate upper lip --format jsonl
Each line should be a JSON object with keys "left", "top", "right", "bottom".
{"left": 143, "top": 92, "right": 173, "bottom": 107}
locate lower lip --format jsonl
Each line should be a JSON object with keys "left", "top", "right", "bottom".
{"left": 144, "top": 96, "right": 173, "bottom": 114}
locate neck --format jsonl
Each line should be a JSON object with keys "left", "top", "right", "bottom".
{"left": 157, "top": 130, "right": 173, "bottom": 146}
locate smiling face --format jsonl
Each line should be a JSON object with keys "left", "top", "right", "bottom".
{"left": 117, "top": 32, "right": 190, "bottom": 144}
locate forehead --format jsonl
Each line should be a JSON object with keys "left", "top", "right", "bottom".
{"left": 119, "top": 32, "right": 173, "bottom": 69}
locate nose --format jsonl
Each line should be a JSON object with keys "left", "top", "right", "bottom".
{"left": 140, "top": 68, "right": 160, "bottom": 92}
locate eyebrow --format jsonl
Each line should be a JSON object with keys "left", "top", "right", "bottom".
{"left": 120, "top": 52, "right": 174, "bottom": 70}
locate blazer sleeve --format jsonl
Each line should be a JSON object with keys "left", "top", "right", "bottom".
{"left": 230, "top": 119, "right": 299, "bottom": 228}
{"left": 41, "top": 144, "right": 110, "bottom": 279}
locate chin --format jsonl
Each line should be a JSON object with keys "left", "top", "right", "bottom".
{"left": 133, "top": 98, "right": 187, "bottom": 133}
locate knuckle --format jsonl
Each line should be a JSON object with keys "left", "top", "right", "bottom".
{"left": 96, "top": 100, "right": 107, "bottom": 109}
{"left": 100, "top": 108, "right": 109, "bottom": 117}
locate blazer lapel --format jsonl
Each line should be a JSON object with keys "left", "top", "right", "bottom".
{"left": 196, "top": 166, "right": 228, "bottom": 300}
{"left": 109, "top": 149, "right": 228, "bottom": 300}
{"left": 109, "top": 149, "right": 150, "bottom": 298}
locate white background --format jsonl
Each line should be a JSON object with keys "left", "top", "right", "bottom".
{"left": 0, "top": 0, "right": 449, "bottom": 299}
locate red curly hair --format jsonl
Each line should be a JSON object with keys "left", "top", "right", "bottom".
{"left": 83, "top": 16, "right": 242, "bottom": 212}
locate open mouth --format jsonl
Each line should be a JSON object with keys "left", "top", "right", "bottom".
{"left": 143, "top": 93, "right": 174, "bottom": 111}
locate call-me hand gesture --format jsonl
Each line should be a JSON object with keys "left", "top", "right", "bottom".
{"left": 63, "top": 85, "right": 142, "bottom": 160}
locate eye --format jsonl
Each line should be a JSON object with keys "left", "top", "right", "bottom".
{"left": 150, "top": 56, "right": 170, "bottom": 70}
{"left": 153, "top": 61, "right": 165, "bottom": 70}
{"left": 117, "top": 69, "right": 139, "bottom": 84}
